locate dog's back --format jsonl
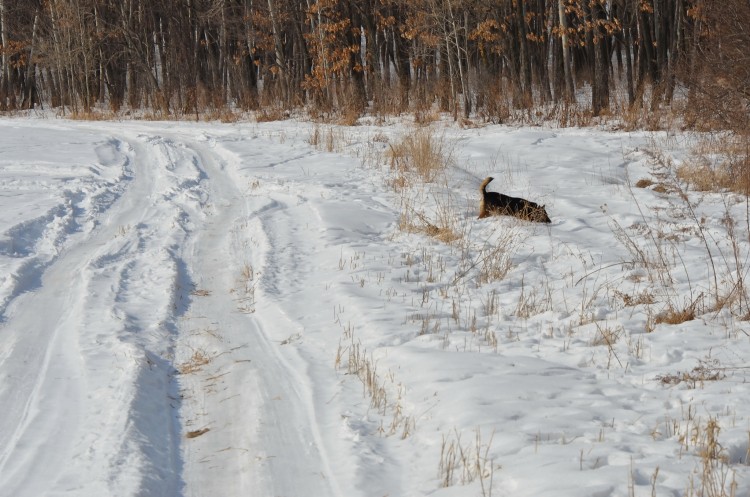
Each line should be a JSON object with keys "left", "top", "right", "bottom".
{"left": 479, "top": 177, "right": 551, "bottom": 223}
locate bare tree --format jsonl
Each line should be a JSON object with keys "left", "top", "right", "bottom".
{"left": 557, "top": 0, "right": 575, "bottom": 102}
{"left": 0, "top": 0, "right": 735, "bottom": 125}
{"left": 0, "top": 0, "right": 8, "bottom": 110}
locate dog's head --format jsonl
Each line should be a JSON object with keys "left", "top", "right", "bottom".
{"left": 538, "top": 205, "right": 552, "bottom": 223}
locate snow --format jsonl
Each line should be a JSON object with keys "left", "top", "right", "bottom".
{"left": 0, "top": 116, "right": 748, "bottom": 497}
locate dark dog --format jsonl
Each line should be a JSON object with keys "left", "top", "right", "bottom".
{"left": 478, "top": 176, "right": 551, "bottom": 223}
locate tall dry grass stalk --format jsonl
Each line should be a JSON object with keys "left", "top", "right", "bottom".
{"left": 387, "top": 128, "right": 454, "bottom": 184}
{"left": 678, "top": 134, "right": 750, "bottom": 196}
{"left": 609, "top": 130, "right": 750, "bottom": 328}
{"left": 389, "top": 127, "right": 465, "bottom": 244}
{"left": 438, "top": 427, "right": 496, "bottom": 495}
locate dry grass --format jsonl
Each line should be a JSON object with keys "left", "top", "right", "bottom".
{"left": 387, "top": 128, "right": 454, "bottom": 184}
{"left": 336, "top": 328, "right": 414, "bottom": 439}
{"left": 478, "top": 241, "right": 515, "bottom": 285}
{"left": 178, "top": 349, "right": 212, "bottom": 374}
{"left": 614, "top": 289, "right": 656, "bottom": 307}
{"left": 657, "top": 367, "right": 725, "bottom": 389}
{"left": 685, "top": 417, "right": 739, "bottom": 497}
{"left": 336, "top": 102, "right": 361, "bottom": 127}
{"left": 474, "top": 76, "right": 512, "bottom": 125}
{"left": 68, "top": 109, "right": 118, "bottom": 121}
{"left": 202, "top": 107, "right": 241, "bottom": 123}
{"left": 232, "top": 263, "right": 256, "bottom": 313}
{"left": 678, "top": 134, "right": 750, "bottom": 195}
{"left": 652, "top": 401, "right": 739, "bottom": 497}
{"left": 654, "top": 302, "right": 698, "bottom": 325}
{"left": 635, "top": 178, "right": 656, "bottom": 189}
{"left": 389, "top": 127, "right": 464, "bottom": 245}
{"left": 591, "top": 321, "right": 624, "bottom": 347}
{"left": 308, "top": 125, "right": 350, "bottom": 153}
{"left": 656, "top": 357, "right": 726, "bottom": 389}
{"left": 255, "top": 107, "right": 288, "bottom": 123}
{"left": 635, "top": 178, "right": 670, "bottom": 193}
{"left": 185, "top": 428, "right": 210, "bottom": 439}
{"left": 439, "top": 427, "right": 496, "bottom": 495}
{"left": 397, "top": 199, "right": 461, "bottom": 244}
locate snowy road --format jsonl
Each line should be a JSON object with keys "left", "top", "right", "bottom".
{"left": 0, "top": 128, "right": 184, "bottom": 495}
{"left": 0, "top": 121, "right": 388, "bottom": 496}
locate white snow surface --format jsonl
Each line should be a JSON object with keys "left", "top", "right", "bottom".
{"left": 0, "top": 116, "right": 748, "bottom": 497}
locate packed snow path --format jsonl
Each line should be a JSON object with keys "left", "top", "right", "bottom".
{"left": 0, "top": 120, "right": 393, "bottom": 496}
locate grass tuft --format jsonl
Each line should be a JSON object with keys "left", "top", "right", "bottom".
{"left": 387, "top": 128, "right": 454, "bottom": 184}
{"left": 178, "top": 349, "right": 212, "bottom": 374}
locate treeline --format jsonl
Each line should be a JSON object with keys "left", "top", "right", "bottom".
{"left": 0, "top": 0, "right": 747, "bottom": 127}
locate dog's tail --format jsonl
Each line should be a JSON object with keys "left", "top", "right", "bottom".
{"left": 480, "top": 176, "right": 494, "bottom": 194}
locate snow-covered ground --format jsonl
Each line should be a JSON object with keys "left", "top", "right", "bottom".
{"left": 0, "top": 116, "right": 747, "bottom": 497}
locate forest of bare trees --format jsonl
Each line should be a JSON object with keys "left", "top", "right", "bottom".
{"left": 0, "top": 0, "right": 747, "bottom": 130}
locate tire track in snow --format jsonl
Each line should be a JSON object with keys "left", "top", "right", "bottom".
{"left": 0, "top": 130, "right": 199, "bottom": 496}
{"left": 173, "top": 136, "right": 351, "bottom": 497}
{"left": 209, "top": 132, "right": 403, "bottom": 496}
{"left": 0, "top": 136, "right": 132, "bottom": 325}
{"left": 0, "top": 136, "right": 142, "bottom": 497}
{"left": 0, "top": 123, "right": 400, "bottom": 497}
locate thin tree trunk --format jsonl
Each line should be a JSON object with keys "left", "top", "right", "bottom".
{"left": 0, "top": 0, "right": 8, "bottom": 110}
{"left": 392, "top": 16, "right": 410, "bottom": 110}
{"left": 624, "top": 24, "right": 635, "bottom": 106}
{"left": 23, "top": 8, "right": 39, "bottom": 109}
{"left": 664, "top": 0, "right": 683, "bottom": 103}
{"left": 535, "top": 0, "right": 551, "bottom": 103}
{"left": 268, "top": 0, "right": 290, "bottom": 102}
{"left": 347, "top": 0, "right": 366, "bottom": 111}
{"left": 444, "top": 0, "right": 469, "bottom": 118}
{"left": 48, "top": 0, "right": 69, "bottom": 112}
{"left": 74, "top": 0, "right": 92, "bottom": 111}
{"left": 515, "top": 0, "right": 532, "bottom": 106}
{"left": 557, "top": 0, "right": 575, "bottom": 102}
{"left": 594, "top": 1, "right": 609, "bottom": 113}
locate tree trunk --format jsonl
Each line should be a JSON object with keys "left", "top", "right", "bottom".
{"left": 0, "top": 0, "right": 8, "bottom": 110}
{"left": 595, "top": 1, "right": 609, "bottom": 113}
{"left": 267, "top": 0, "right": 289, "bottom": 104}
{"left": 624, "top": 24, "right": 635, "bottom": 106}
{"left": 347, "top": 0, "right": 366, "bottom": 111}
{"left": 664, "top": 0, "right": 683, "bottom": 103}
{"left": 392, "top": 18, "right": 410, "bottom": 110}
{"left": 22, "top": 8, "right": 39, "bottom": 109}
{"left": 557, "top": 0, "right": 575, "bottom": 102}
{"left": 515, "top": 0, "right": 532, "bottom": 106}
